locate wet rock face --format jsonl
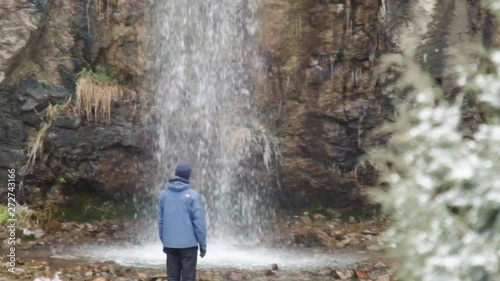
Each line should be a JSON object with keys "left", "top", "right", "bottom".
{"left": 259, "top": 0, "right": 496, "bottom": 211}
{"left": 0, "top": 0, "right": 154, "bottom": 200}
{"left": 0, "top": 0, "right": 42, "bottom": 83}
{"left": 260, "top": 0, "right": 389, "bottom": 210}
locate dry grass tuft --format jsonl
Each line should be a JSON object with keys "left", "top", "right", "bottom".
{"left": 76, "top": 69, "right": 122, "bottom": 122}
{"left": 24, "top": 102, "right": 70, "bottom": 175}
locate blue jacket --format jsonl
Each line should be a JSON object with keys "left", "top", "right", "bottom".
{"left": 157, "top": 178, "right": 207, "bottom": 250}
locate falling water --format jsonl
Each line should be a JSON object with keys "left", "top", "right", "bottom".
{"left": 52, "top": 1, "right": 372, "bottom": 272}
{"left": 152, "top": 0, "right": 272, "bottom": 243}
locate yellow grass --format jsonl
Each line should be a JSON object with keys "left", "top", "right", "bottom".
{"left": 24, "top": 102, "right": 70, "bottom": 174}
{"left": 76, "top": 76, "right": 122, "bottom": 122}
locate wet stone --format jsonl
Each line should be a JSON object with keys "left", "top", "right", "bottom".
{"left": 265, "top": 269, "right": 276, "bottom": 276}
{"left": 335, "top": 269, "right": 355, "bottom": 279}
{"left": 228, "top": 271, "right": 247, "bottom": 281}
{"left": 138, "top": 272, "right": 149, "bottom": 280}
{"left": 300, "top": 215, "right": 312, "bottom": 225}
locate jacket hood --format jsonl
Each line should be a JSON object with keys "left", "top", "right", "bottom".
{"left": 166, "top": 178, "right": 191, "bottom": 192}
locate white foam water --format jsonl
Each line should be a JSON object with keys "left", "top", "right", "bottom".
{"left": 78, "top": 243, "right": 368, "bottom": 270}
{"left": 33, "top": 272, "right": 61, "bottom": 281}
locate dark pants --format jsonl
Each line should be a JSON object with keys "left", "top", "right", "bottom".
{"left": 163, "top": 246, "right": 198, "bottom": 281}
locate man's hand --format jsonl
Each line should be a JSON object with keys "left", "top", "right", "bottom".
{"left": 200, "top": 247, "right": 207, "bottom": 258}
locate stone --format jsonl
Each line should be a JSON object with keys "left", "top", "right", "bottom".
{"left": 368, "top": 268, "right": 391, "bottom": 279}
{"left": 61, "top": 223, "right": 73, "bottom": 231}
{"left": 354, "top": 269, "right": 370, "bottom": 278}
{"left": 228, "top": 271, "right": 247, "bottom": 281}
{"left": 350, "top": 238, "right": 362, "bottom": 246}
{"left": 374, "top": 261, "right": 387, "bottom": 268}
{"left": 312, "top": 213, "right": 327, "bottom": 221}
{"left": 85, "top": 271, "right": 94, "bottom": 277}
{"left": 17, "top": 76, "right": 71, "bottom": 112}
{"left": 376, "top": 276, "right": 391, "bottom": 281}
{"left": 265, "top": 270, "right": 275, "bottom": 276}
{"left": 271, "top": 263, "right": 278, "bottom": 271}
{"left": 0, "top": 0, "right": 42, "bottom": 84}
{"left": 348, "top": 216, "right": 357, "bottom": 224}
{"left": 300, "top": 215, "right": 312, "bottom": 225}
{"left": 53, "top": 115, "right": 81, "bottom": 130}
{"left": 362, "top": 229, "right": 378, "bottom": 235}
{"left": 92, "top": 278, "right": 106, "bottom": 281}
{"left": 45, "top": 220, "right": 61, "bottom": 233}
{"left": 138, "top": 272, "right": 148, "bottom": 280}
{"left": 335, "top": 269, "right": 355, "bottom": 279}
{"left": 23, "top": 228, "right": 45, "bottom": 239}
{"left": 326, "top": 208, "right": 342, "bottom": 218}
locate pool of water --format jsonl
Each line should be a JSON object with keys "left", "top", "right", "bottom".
{"left": 77, "top": 242, "right": 369, "bottom": 270}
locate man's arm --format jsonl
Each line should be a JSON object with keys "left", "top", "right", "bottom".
{"left": 157, "top": 191, "right": 164, "bottom": 243}
{"left": 191, "top": 193, "right": 207, "bottom": 251}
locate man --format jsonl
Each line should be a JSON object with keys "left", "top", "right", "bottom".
{"left": 157, "top": 162, "right": 207, "bottom": 281}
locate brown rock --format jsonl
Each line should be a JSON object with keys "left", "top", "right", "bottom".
{"left": 138, "top": 272, "right": 148, "bottom": 280}
{"left": 354, "top": 269, "right": 370, "bottom": 278}
{"left": 335, "top": 269, "right": 355, "bottom": 279}
{"left": 300, "top": 215, "right": 312, "bottom": 225}
{"left": 45, "top": 221, "right": 61, "bottom": 234}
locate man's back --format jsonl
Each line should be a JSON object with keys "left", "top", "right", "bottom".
{"left": 157, "top": 163, "right": 207, "bottom": 281}
{"left": 157, "top": 178, "right": 207, "bottom": 249}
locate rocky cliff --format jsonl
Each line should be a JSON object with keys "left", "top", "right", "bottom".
{"left": 0, "top": 0, "right": 154, "bottom": 204}
{"left": 0, "top": 0, "right": 497, "bottom": 212}
{"left": 258, "top": 0, "right": 498, "bottom": 211}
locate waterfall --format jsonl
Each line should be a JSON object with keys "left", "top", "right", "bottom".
{"left": 152, "top": 0, "right": 272, "bottom": 243}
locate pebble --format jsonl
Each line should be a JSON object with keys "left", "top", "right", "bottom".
{"left": 271, "top": 263, "right": 279, "bottom": 271}
{"left": 362, "top": 229, "right": 378, "bottom": 235}
{"left": 336, "top": 269, "right": 355, "bottom": 279}
{"left": 300, "top": 215, "right": 312, "bottom": 225}
{"left": 138, "top": 272, "right": 148, "bottom": 280}
{"left": 312, "top": 213, "right": 326, "bottom": 221}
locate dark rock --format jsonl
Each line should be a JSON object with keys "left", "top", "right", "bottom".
{"left": 271, "top": 263, "right": 279, "bottom": 271}
{"left": 0, "top": 117, "right": 29, "bottom": 146}
{"left": 19, "top": 110, "right": 45, "bottom": 127}
{"left": 56, "top": 64, "right": 77, "bottom": 92}
{"left": 264, "top": 270, "right": 275, "bottom": 276}
{"left": 0, "top": 147, "right": 25, "bottom": 170}
{"left": 52, "top": 115, "right": 81, "bottom": 130}
{"left": 45, "top": 220, "right": 62, "bottom": 234}
{"left": 17, "top": 76, "right": 71, "bottom": 112}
